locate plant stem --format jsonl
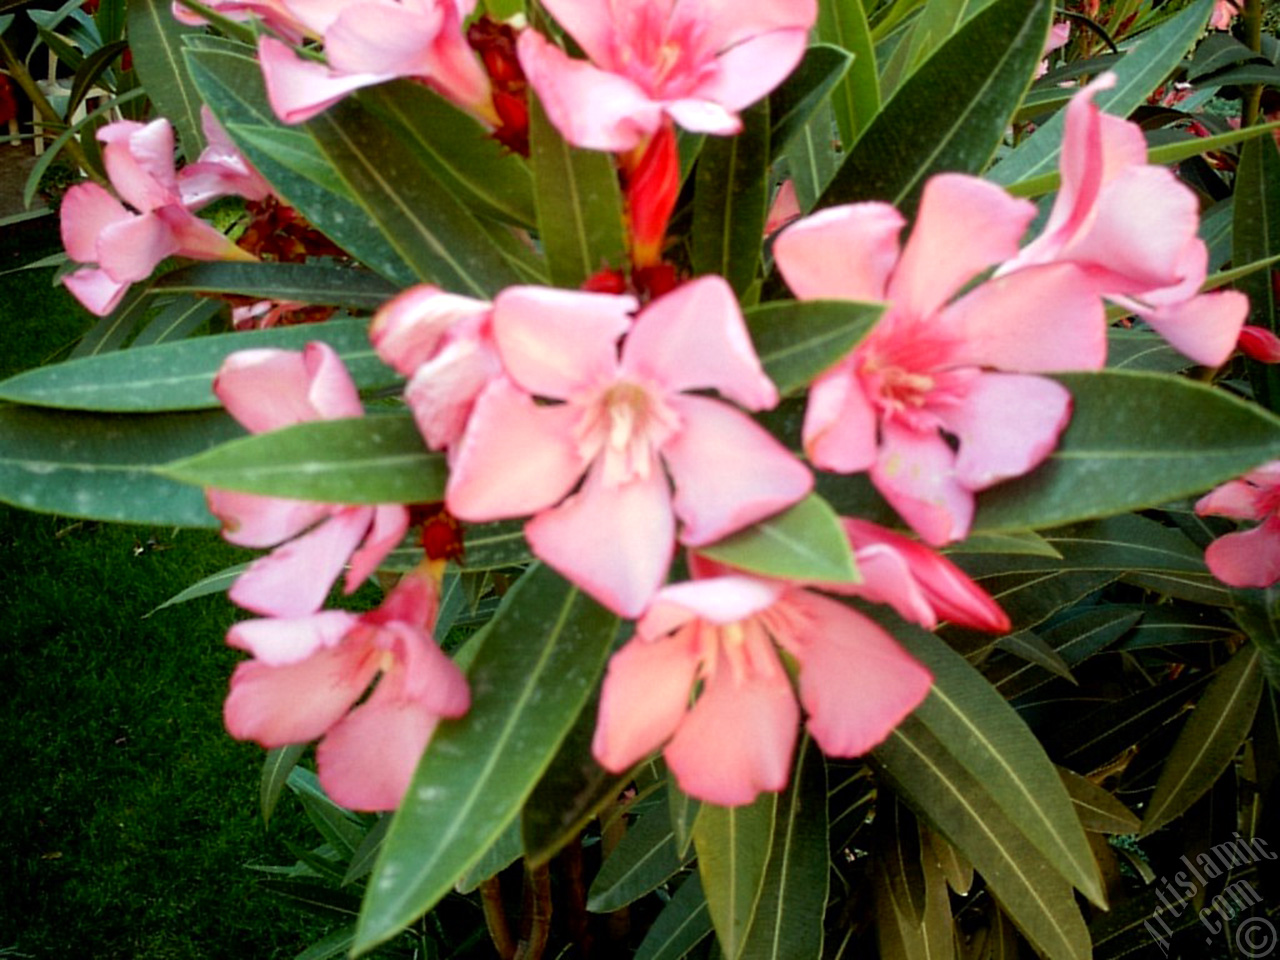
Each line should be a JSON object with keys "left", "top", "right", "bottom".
{"left": 1242, "top": 0, "right": 1263, "bottom": 128}
{"left": 480, "top": 875, "right": 517, "bottom": 960}
{"left": 513, "top": 863, "right": 552, "bottom": 960}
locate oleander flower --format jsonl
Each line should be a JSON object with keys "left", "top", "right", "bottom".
{"left": 1195, "top": 461, "right": 1280, "bottom": 588}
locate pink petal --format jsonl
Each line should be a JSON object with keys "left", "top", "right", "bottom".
{"left": 644, "top": 575, "right": 784, "bottom": 628}
{"left": 258, "top": 35, "right": 387, "bottom": 124}
{"left": 1204, "top": 521, "right": 1280, "bottom": 589}
{"left": 889, "top": 174, "right": 1038, "bottom": 320}
{"left": 95, "top": 213, "right": 180, "bottom": 283}
{"left": 774, "top": 202, "right": 904, "bottom": 301}
{"left": 696, "top": 27, "right": 810, "bottom": 113}
{"left": 525, "top": 464, "right": 675, "bottom": 618}
{"left": 421, "top": 1, "right": 493, "bottom": 112}
{"left": 223, "top": 639, "right": 378, "bottom": 746}
{"left": 324, "top": 0, "right": 446, "bottom": 75}
{"left": 230, "top": 508, "right": 372, "bottom": 617}
{"left": 100, "top": 118, "right": 178, "bottom": 212}
{"left": 872, "top": 422, "right": 972, "bottom": 546}
{"left": 621, "top": 275, "right": 777, "bottom": 410}
{"left": 491, "top": 286, "right": 635, "bottom": 398}
{"left": 664, "top": 660, "right": 798, "bottom": 806}
{"left": 371, "top": 285, "right": 491, "bottom": 375}
{"left": 662, "top": 98, "right": 742, "bottom": 136}
{"left": 1196, "top": 478, "right": 1266, "bottom": 521}
{"left": 1238, "top": 325, "right": 1280, "bottom": 364}
{"left": 696, "top": 0, "right": 818, "bottom": 48}
{"left": 802, "top": 358, "right": 879, "bottom": 473}
{"left": 517, "top": 29, "right": 663, "bottom": 151}
{"left": 764, "top": 179, "right": 800, "bottom": 237}
{"left": 62, "top": 267, "right": 130, "bottom": 316}
{"left": 60, "top": 182, "right": 131, "bottom": 263}
{"left": 592, "top": 632, "right": 701, "bottom": 772}
{"left": 154, "top": 205, "right": 250, "bottom": 262}
{"left": 1132, "top": 290, "right": 1249, "bottom": 368}
{"left": 663, "top": 394, "right": 812, "bottom": 547}
{"left": 227, "top": 609, "right": 360, "bottom": 664}
{"left": 207, "top": 489, "right": 330, "bottom": 547}
{"left": 936, "top": 373, "right": 1072, "bottom": 492}
{"left": 445, "top": 378, "right": 586, "bottom": 521}
{"left": 942, "top": 263, "right": 1107, "bottom": 372}
{"left": 404, "top": 335, "right": 502, "bottom": 450}
{"left": 786, "top": 591, "right": 932, "bottom": 756}
{"left": 214, "top": 342, "right": 361, "bottom": 434}
{"left": 391, "top": 622, "right": 470, "bottom": 716}
{"left": 345, "top": 504, "right": 410, "bottom": 593}
{"left": 537, "top": 0, "right": 620, "bottom": 66}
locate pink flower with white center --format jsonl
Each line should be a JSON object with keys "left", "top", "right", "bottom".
{"left": 591, "top": 564, "right": 933, "bottom": 806}
{"left": 774, "top": 174, "right": 1106, "bottom": 545}
{"left": 177, "top": 106, "right": 273, "bottom": 210}
{"left": 516, "top": 0, "right": 816, "bottom": 152}
{"left": 445, "top": 275, "right": 813, "bottom": 617}
{"left": 209, "top": 342, "right": 410, "bottom": 618}
{"left": 1000, "top": 73, "right": 1248, "bottom": 367}
{"left": 224, "top": 564, "right": 470, "bottom": 811}
{"left": 370, "top": 285, "right": 501, "bottom": 452}
{"left": 1195, "top": 461, "right": 1280, "bottom": 588}
{"left": 60, "top": 118, "right": 254, "bottom": 315}
{"left": 257, "top": 0, "right": 492, "bottom": 125}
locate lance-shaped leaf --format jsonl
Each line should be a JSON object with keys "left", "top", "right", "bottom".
{"left": 669, "top": 783, "right": 701, "bottom": 860}
{"left": 987, "top": 606, "right": 1142, "bottom": 700}
{"left": 160, "top": 413, "right": 447, "bottom": 503}
{"left": 739, "top": 737, "right": 828, "bottom": 960}
{"left": 127, "top": 0, "right": 204, "bottom": 157}
{"left": 185, "top": 39, "right": 417, "bottom": 287}
{"left": 527, "top": 93, "right": 626, "bottom": 288}
{"left": 884, "top": 617, "right": 1104, "bottom": 906}
{"left": 768, "top": 44, "right": 854, "bottom": 150}
{"left": 153, "top": 262, "right": 399, "bottom": 311}
{"left": 70, "top": 282, "right": 152, "bottom": 359}
{"left": 872, "top": 796, "right": 953, "bottom": 960}
{"left": 132, "top": 295, "right": 223, "bottom": 348}
{"left": 455, "top": 818, "right": 523, "bottom": 893}
{"left": 815, "top": 0, "right": 880, "bottom": 148}
{"left": 1057, "top": 768, "right": 1140, "bottom": 835}
{"left": 692, "top": 100, "right": 769, "bottom": 297}
{"left": 744, "top": 300, "right": 883, "bottom": 398}
{"left": 1140, "top": 645, "right": 1265, "bottom": 836}
{"left": 873, "top": 719, "right": 1092, "bottom": 960}
{"left": 991, "top": 0, "right": 1213, "bottom": 187}
{"left": 588, "top": 796, "right": 690, "bottom": 913}
{"left": 973, "top": 371, "right": 1280, "bottom": 534}
{"left": 0, "top": 318, "right": 393, "bottom": 412}
{"left": 818, "top": 0, "right": 1050, "bottom": 217}
{"left": 353, "top": 565, "right": 619, "bottom": 954}
{"left": 699, "top": 494, "right": 858, "bottom": 584}
{"left": 779, "top": 101, "right": 843, "bottom": 213}
{"left": 308, "top": 98, "right": 525, "bottom": 297}
{"left": 1236, "top": 131, "right": 1280, "bottom": 412}
{"left": 261, "top": 743, "right": 306, "bottom": 824}
{"left": 634, "top": 873, "right": 714, "bottom": 960}
{"left": 694, "top": 793, "right": 777, "bottom": 960}
{"left": 0, "top": 405, "right": 238, "bottom": 526}
{"left": 360, "top": 81, "right": 536, "bottom": 228}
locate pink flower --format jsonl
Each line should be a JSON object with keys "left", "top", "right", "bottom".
{"left": 177, "top": 106, "right": 273, "bottom": 210}
{"left": 516, "top": 0, "right": 817, "bottom": 152}
{"left": 774, "top": 174, "right": 1104, "bottom": 545}
{"left": 591, "top": 565, "right": 933, "bottom": 806}
{"left": 1195, "top": 461, "right": 1280, "bottom": 588}
{"left": 370, "top": 285, "right": 501, "bottom": 452}
{"left": 763, "top": 178, "right": 801, "bottom": 237}
{"left": 60, "top": 118, "right": 254, "bottom": 315}
{"left": 209, "top": 342, "right": 410, "bottom": 618}
{"left": 1036, "top": 21, "right": 1070, "bottom": 77}
{"left": 445, "top": 276, "right": 813, "bottom": 617}
{"left": 1210, "top": 0, "right": 1240, "bottom": 29}
{"left": 172, "top": 0, "right": 309, "bottom": 41}
{"left": 1238, "top": 325, "right": 1280, "bottom": 364}
{"left": 224, "top": 565, "right": 470, "bottom": 811}
{"left": 1001, "top": 73, "right": 1248, "bottom": 367}
{"left": 257, "top": 0, "right": 491, "bottom": 124}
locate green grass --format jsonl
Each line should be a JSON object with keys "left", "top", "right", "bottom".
{"left": 0, "top": 229, "right": 337, "bottom": 958}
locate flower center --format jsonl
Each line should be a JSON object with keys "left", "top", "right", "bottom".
{"left": 612, "top": 6, "right": 714, "bottom": 96}
{"left": 574, "top": 380, "right": 680, "bottom": 488}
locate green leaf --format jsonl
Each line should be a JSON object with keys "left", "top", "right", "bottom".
{"left": 871, "top": 796, "right": 954, "bottom": 960}
{"left": 946, "top": 530, "right": 1062, "bottom": 557}
{"left": 126, "top": 0, "right": 205, "bottom": 156}
{"left": 131, "top": 295, "right": 222, "bottom": 348}
{"left": 819, "top": 0, "right": 1050, "bottom": 217}
{"left": 668, "top": 783, "right": 701, "bottom": 861}
{"left": 745, "top": 300, "right": 883, "bottom": 398}
{"left": 460, "top": 519, "right": 533, "bottom": 571}
{"left": 160, "top": 413, "right": 446, "bottom": 504}
{"left": 634, "top": 873, "right": 714, "bottom": 960}
{"left": 1057, "top": 767, "right": 1140, "bottom": 835}
{"left": 0, "top": 404, "right": 238, "bottom": 526}
{"left": 184, "top": 40, "right": 417, "bottom": 287}
{"left": 455, "top": 818, "right": 523, "bottom": 893}
{"left": 360, "top": 81, "right": 536, "bottom": 228}
{"left": 288, "top": 767, "right": 367, "bottom": 858}
{"left": 294, "top": 924, "right": 358, "bottom": 960}
{"left": 815, "top": 0, "right": 880, "bottom": 148}
{"left": 588, "top": 797, "right": 691, "bottom": 913}
{"left": 1140, "top": 645, "right": 1265, "bottom": 836}
{"left": 779, "top": 100, "right": 844, "bottom": 213}
{"left": 261, "top": 744, "right": 306, "bottom": 824}
{"left": 0, "top": 317, "right": 392, "bottom": 412}
{"left": 699, "top": 494, "right": 858, "bottom": 584}
{"left": 527, "top": 92, "right": 626, "bottom": 288}
{"left": 146, "top": 561, "right": 248, "bottom": 616}
{"left": 873, "top": 718, "right": 1092, "bottom": 960}
{"left": 1235, "top": 129, "right": 1280, "bottom": 412}
{"left": 1106, "top": 327, "right": 1188, "bottom": 374}
{"left": 343, "top": 816, "right": 390, "bottom": 886}
{"left": 887, "top": 618, "right": 1104, "bottom": 906}
{"left": 354, "top": 565, "right": 619, "bottom": 954}
{"left": 70, "top": 281, "right": 151, "bottom": 358}
{"left": 988, "top": 607, "right": 1141, "bottom": 700}
{"left": 973, "top": 371, "right": 1280, "bottom": 534}
{"left": 989, "top": 0, "right": 1213, "bottom": 187}
{"left": 308, "top": 97, "right": 525, "bottom": 297}
{"left": 153, "top": 262, "right": 399, "bottom": 311}
{"left": 692, "top": 100, "right": 770, "bottom": 297}
{"left": 739, "top": 738, "right": 828, "bottom": 960}
{"left": 695, "top": 793, "right": 777, "bottom": 960}
{"left": 769, "top": 44, "right": 854, "bottom": 150}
